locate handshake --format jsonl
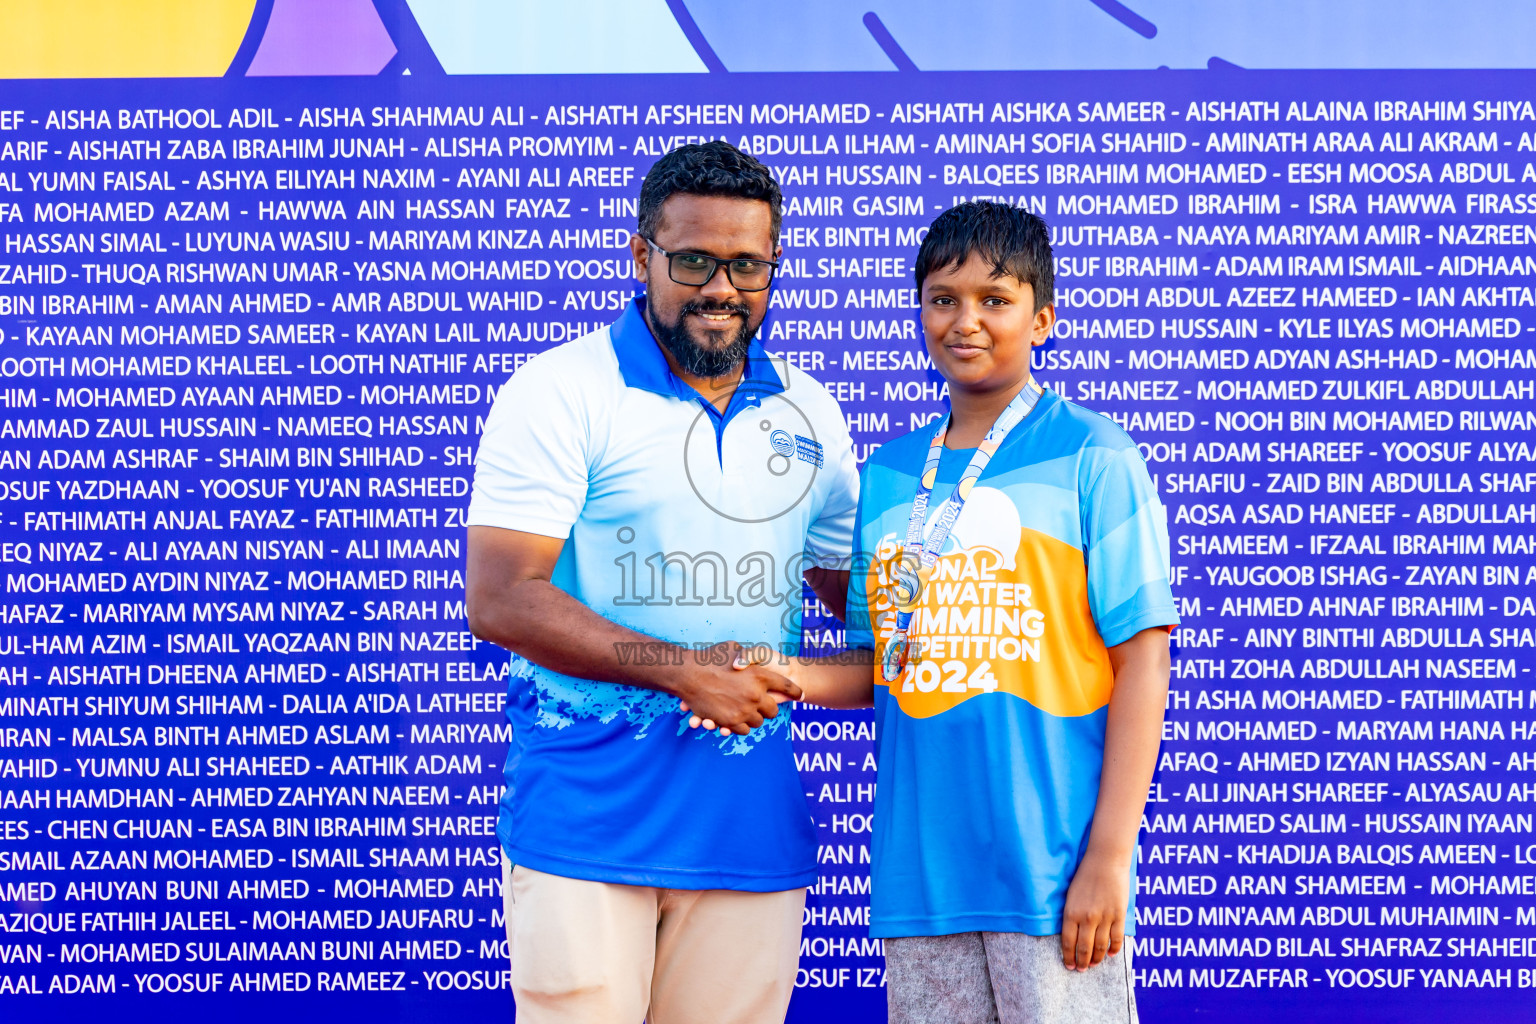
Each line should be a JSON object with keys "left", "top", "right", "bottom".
{"left": 673, "top": 641, "right": 798, "bottom": 737}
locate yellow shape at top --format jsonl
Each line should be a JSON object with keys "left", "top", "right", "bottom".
{"left": 0, "top": 1, "right": 256, "bottom": 78}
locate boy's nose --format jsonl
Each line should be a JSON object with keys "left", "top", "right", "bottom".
{"left": 953, "top": 304, "right": 984, "bottom": 335}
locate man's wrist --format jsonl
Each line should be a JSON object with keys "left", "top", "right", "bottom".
{"left": 609, "top": 637, "right": 696, "bottom": 696}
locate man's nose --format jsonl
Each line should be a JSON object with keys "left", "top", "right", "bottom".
{"left": 699, "top": 262, "right": 740, "bottom": 302}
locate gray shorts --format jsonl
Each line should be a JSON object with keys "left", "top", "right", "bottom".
{"left": 886, "top": 932, "right": 1138, "bottom": 1024}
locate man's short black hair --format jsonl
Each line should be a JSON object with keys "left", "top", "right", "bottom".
{"left": 637, "top": 140, "right": 782, "bottom": 245}
{"left": 913, "top": 201, "right": 1054, "bottom": 310}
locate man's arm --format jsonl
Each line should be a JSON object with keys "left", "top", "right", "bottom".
{"left": 1060, "top": 626, "right": 1171, "bottom": 971}
{"left": 804, "top": 567, "right": 849, "bottom": 622}
{"left": 465, "top": 525, "right": 801, "bottom": 734}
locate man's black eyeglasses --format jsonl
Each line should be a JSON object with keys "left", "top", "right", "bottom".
{"left": 644, "top": 238, "right": 779, "bottom": 292}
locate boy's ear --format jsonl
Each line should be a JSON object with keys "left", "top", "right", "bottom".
{"left": 1031, "top": 303, "right": 1056, "bottom": 347}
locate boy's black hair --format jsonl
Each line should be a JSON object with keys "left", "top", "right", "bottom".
{"left": 913, "top": 201, "right": 1054, "bottom": 310}
{"left": 637, "top": 141, "right": 782, "bottom": 244}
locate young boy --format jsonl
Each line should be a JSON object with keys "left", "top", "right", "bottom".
{"left": 707, "top": 201, "right": 1177, "bottom": 1022}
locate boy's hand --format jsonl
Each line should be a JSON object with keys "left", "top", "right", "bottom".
{"left": 1060, "top": 851, "right": 1128, "bottom": 972}
{"left": 679, "top": 644, "right": 787, "bottom": 736}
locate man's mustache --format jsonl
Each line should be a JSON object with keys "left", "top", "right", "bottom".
{"left": 678, "top": 299, "right": 751, "bottom": 320}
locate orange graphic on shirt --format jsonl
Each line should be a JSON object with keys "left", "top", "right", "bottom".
{"left": 866, "top": 520, "right": 1113, "bottom": 720}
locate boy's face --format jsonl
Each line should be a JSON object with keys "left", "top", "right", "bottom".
{"left": 920, "top": 254, "right": 1055, "bottom": 396}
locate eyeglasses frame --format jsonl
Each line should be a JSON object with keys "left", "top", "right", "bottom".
{"left": 642, "top": 236, "right": 780, "bottom": 292}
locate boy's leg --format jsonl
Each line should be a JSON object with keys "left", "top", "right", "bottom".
{"left": 885, "top": 933, "right": 1000, "bottom": 1024}
{"left": 980, "top": 932, "right": 1137, "bottom": 1024}
{"left": 647, "top": 886, "right": 806, "bottom": 1024}
{"left": 502, "top": 858, "right": 656, "bottom": 1023}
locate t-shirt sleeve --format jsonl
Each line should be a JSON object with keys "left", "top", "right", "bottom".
{"left": 1083, "top": 445, "right": 1180, "bottom": 647}
{"left": 804, "top": 415, "right": 859, "bottom": 570}
{"left": 843, "top": 470, "right": 876, "bottom": 652}
{"left": 467, "top": 356, "right": 591, "bottom": 539}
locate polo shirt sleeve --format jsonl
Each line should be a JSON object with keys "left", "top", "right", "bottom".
{"left": 1083, "top": 444, "right": 1180, "bottom": 648}
{"left": 803, "top": 417, "right": 859, "bottom": 570}
{"left": 467, "top": 355, "right": 591, "bottom": 539}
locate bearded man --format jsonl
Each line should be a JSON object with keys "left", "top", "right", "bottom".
{"left": 466, "top": 141, "right": 858, "bottom": 1024}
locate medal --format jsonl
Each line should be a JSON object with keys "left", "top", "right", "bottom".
{"left": 891, "top": 558, "right": 928, "bottom": 613}
{"left": 882, "top": 380, "right": 1044, "bottom": 687}
{"left": 881, "top": 633, "right": 924, "bottom": 682}
{"left": 881, "top": 635, "right": 910, "bottom": 682}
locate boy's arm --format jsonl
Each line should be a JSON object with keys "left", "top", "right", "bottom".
{"left": 1060, "top": 625, "right": 1171, "bottom": 972}
{"left": 778, "top": 649, "right": 875, "bottom": 709}
{"left": 777, "top": 566, "right": 866, "bottom": 705}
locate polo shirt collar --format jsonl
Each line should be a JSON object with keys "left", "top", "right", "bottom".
{"left": 611, "top": 295, "right": 784, "bottom": 403}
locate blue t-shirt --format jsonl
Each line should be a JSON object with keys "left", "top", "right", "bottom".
{"left": 468, "top": 300, "right": 860, "bottom": 891}
{"left": 847, "top": 388, "right": 1178, "bottom": 936}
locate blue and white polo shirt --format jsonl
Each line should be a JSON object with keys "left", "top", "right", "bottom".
{"left": 468, "top": 296, "right": 858, "bottom": 891}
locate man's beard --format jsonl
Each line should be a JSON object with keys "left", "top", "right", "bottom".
{"left": 649, "top": 298, "right": 755, "bottom": 378}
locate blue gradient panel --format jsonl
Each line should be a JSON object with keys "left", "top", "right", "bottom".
{"left": 700, "top": 1, "right": 1535, "bottom": 73}
{"left": 405, "top": 0, "right": 707, "bottom": 73}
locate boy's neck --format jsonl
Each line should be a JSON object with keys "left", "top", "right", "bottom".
{"left": 944, "top": 372, "right": 1034, "bottom": 449}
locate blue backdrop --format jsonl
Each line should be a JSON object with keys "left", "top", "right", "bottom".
{"left": 3, "top": 5, "right": 1536, "bottom": 1022}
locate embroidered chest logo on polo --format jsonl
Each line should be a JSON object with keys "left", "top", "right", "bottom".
{"left": 685, "top": 396, "right": 820, "bottom": 525}
{"left": 770, "top": 429, "right": 822, "bottom": 467}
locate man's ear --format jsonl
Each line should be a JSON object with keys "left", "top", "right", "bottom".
{"left": 629, "top": 233, "right": 649, "bottom": 282}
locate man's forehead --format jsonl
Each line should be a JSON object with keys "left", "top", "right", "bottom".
{"left": 652, "top": 194, "right": 774, "bottom": 252}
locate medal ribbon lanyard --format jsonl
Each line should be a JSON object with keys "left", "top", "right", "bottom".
{"left": 881, "top": 380, "right": 1044, "bottom": 683}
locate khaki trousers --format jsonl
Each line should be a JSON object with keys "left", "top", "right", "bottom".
{"left": 501, "top": 858, "right": 806, "bottom": 1024}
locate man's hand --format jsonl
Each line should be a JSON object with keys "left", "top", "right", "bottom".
{"left": 683, "top": 644, "right": 877, "bottom": 730}
{"left": 680, "top": 644, "right": 789, "bottom": 735}
{"left": 468, "top": 530, "right": 794, "bottom": 724}
{"left": 673, "top": 642, "right": 800, "bottom": 737}
{"left": 1060, "top": 850, "right": 1128, "bottom": 971}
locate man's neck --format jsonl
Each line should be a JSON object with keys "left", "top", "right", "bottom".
{"left": 945, "top": 373, "right": 1033, "bottom": 449}
{"left": 651, "top": 335, "right": 744, "bottom": 414}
